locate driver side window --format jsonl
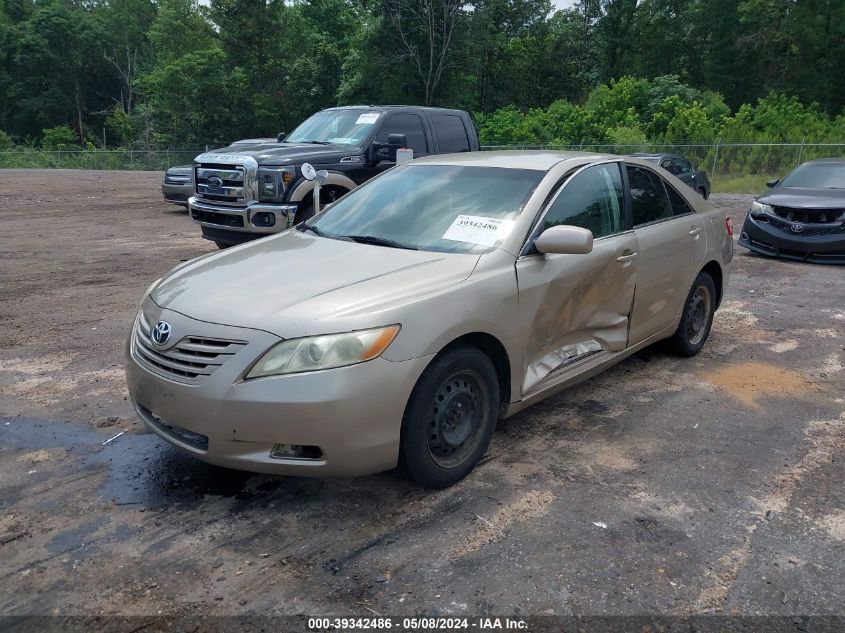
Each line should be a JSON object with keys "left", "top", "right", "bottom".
{"left": 540, "top": 163, "right": 624, "bottom": 239}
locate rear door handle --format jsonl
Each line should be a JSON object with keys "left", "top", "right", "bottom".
{"left": 689, "top": 227, "right": 702, "bottom": 238}
{"left": 616, "top": 252, "right": 639, "bottom": 262}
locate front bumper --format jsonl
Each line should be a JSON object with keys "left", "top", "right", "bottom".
{"left": 738, "top": 213, "right": 845, "bottom": 265}
{"left": 162, "top": 182, "right": 193, "bottom": 206}
{"left": 125, "top": 305, "right": 432, "bottom": 477}
{"left": 189, "top": 196, "right": 298, "bottom": 238}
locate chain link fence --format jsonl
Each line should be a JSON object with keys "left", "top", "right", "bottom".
{"left": 0, "top": 148, "right": 204, "bottom": 171}
{"left": 480, "top": 142, "right": 845, "bottom": 193}
{"left": 1, "top": 142, "right": 843, "bottom": 193}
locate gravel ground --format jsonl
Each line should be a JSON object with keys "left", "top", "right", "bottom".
{"left": 0, "top": 171, "right": 843, "bottom": 620}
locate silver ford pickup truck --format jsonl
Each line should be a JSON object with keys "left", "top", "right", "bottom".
{"left": 187, "top": 105, "right": 480, "bottom": 248}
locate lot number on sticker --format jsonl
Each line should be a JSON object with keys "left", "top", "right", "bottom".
{"left": 443, "top": 215, "right": 511, "bottom": 247}
{"left": 355, "top": 113, "right": 380, "bottom": 125}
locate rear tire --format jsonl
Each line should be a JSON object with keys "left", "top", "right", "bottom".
{"left": 399, "top": 347, "right": 499, "bottom": 488}
{"left": 668, "top": 271, "right": 716, "bottom": 357}
{"left": 214, "top": 241, "right": 230, "bottom": 250}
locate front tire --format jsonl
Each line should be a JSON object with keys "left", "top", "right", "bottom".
{"left": 697, "top": 187, "right": 708, "bottom": 199}
{"left": 668, "top": 271, "right": 716, "bottom": 357}
{"left": 294, "top": 203, "right": 315, "bottom": 225}
{"left": 399, "top": 347, "right": 499, "bottom": 488}
{"left": 214, "top": 241, "right": 230, "bottom": 250}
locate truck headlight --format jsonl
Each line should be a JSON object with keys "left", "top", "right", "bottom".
{"left": 258, "top": 167, "right": 295, "bottom": 202}
{"left": 245, "top": 325, "right": 401, "bottom": 379}
{"left": 751, "top": 201, "right": 773, "bottom": 217}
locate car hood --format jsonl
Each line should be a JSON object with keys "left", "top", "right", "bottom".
{"left": 150, "top": 231, "right": 480, "bottom": 336}
{"left": 209, "top": 142, "right": 358, "bottom": 166}
{"left": 166, "top": 165, "right": 192, "bottom": 174}
{"left": 758, "top": 187, "right": 845, "bottom": 209}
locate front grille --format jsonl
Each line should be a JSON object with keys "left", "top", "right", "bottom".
{"left": 132, "top": 312, "right": 246, "bottom": 384}
{"left": 761, "top": 206, "right": 845, "bottom": 236}
{"left": 195, "top": 163, "right": 246, "bottom": 206}
{"left": 191, "top": 208, "right": 245, "bottom": 228}
{"left": 772, "top": 206, "right": 845, "bottom": 225}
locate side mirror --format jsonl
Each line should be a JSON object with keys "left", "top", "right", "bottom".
{"left": 277, "top": 132, "right": 286, "bottom": 142}
{"left": 371, "top": 133, "right": 408, "bottom": 163}
{"left": 387, "top": 133, "right": 407, "bottom": 148}
{"left": 766, "top": 178, "right": 779, "bottom": 188}
{"left": 535, "top": 225, "right": 593, "bottom": 255}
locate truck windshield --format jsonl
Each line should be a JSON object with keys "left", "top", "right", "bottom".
{"left": 287, "top": 110, "right": 383, "bottom": 145}
{"left": 306, "top": 164, "right": 543, "bottom": 253}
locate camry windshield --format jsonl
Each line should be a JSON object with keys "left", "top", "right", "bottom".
{"left": 286, "top": 110, "right": 383, "bottom": 145}
{"left": 306, "top": 164, "right": 543, "bottom": 253}
{"left": 779, "top": 162, "right": 845, "bottom": 189}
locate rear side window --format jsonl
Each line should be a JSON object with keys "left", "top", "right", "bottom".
{"left": 541, "top": 163, "right": 624, "bottom": 238}
{"left": 626, "top": 165, "right": 673, "bottom": 226}
{"left": 432, "top": 114, "right": 470, "bottom": 153}
{"left": 376, "top": 114, "right": 428, "bottom": 156}
{"left": 665, "top": 184, "right": 694, "bottom": 216}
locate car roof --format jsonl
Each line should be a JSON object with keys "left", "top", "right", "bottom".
{"left": 804, "top": 157, "right": 845, "bottom": 164}
{"left": 412, "top": 150, "right": 619, "bottom": 170}
{"left": 323, "top": 105, "right": 468, "bottom": 115}
{"left": 631, "top": 152, "right": 673, "bottom": 159}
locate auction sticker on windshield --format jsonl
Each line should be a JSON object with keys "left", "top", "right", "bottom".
{"left": 355, "top": 113, "right": 380, "bottom": 125}
{"left": 443, "top": 215, "right": 512, "bottom": 247}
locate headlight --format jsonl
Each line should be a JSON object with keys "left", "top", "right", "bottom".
{"left": 258, "top": 167, "right": 295, "bottom": 202}
{"left": 245, "top": 325, "right": 401, "bottom": 379}
{"left": 751, "top": 201, "right": 773, "bottom": 217}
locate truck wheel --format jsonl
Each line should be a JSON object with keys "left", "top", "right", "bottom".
{"left": 668, "top": 271, "right": 716, "bottom": 357}
{"left": 399, "top": 347, "right": 499, "bottom": 488}
{"left": 697, "top": 187, "right": 707, "bottom": 199}
{"left": 214, "top": 241, "right": 230, "bottom": 250}
{"left": 294, "top": 203, "right": 314, "bottom": 225}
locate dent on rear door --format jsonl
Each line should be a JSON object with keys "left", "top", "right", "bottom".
{"left": 516, "top": 233, "right": 638, "bottom": 394}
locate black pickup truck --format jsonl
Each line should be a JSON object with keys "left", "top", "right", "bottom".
{"left": 189, "top": 105, "right": 480, "bottom": 248}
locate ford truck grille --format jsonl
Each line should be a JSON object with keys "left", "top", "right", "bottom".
{"left": 195, "top": 163, "right": 247, "bottom": 206}
{"left": 132, "top": 312, "right": 246, "bottom": 384}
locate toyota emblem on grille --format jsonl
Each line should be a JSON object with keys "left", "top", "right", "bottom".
{"left": 151, "top": 321, "right": 172, "bottom": 346}
{"left": 207, "top": 176, "right": 223, "bottom": 190}
{"left": 790, "top": 223, "right": 804, "bottom": 233}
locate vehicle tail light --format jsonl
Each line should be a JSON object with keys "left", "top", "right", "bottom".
{"left": 725, "top": 216, "right": 733, "bottom": 237}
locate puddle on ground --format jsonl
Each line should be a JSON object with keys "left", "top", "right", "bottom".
{"left": 700, "top": 361, "right": 815, "bottom": 408}
{"left": 1, "top": 416, "right": 314, "bottom": 512}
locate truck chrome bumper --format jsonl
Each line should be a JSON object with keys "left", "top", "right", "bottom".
{"left": 189, "top": 197, "right": 298, "bottom": 235}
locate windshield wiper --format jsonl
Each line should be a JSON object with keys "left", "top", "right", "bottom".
{"left": 300, "top": 224, "right": 326, "bottom": 236}
{"left": 300, "top": 224, "right": 355, "bottom": 241}
{"left": 303, "top": 140, "right": 331, "bottom": 145}
{"left": 342, "top": 235, "right": 420, "bottom": 250}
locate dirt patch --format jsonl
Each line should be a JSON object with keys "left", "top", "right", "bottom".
{"left": 700, "top": 361, "right": 816, "bottom": 408}
{"left": 817, "top": 510, "right": 845, "bottom": 542}
{"left": 449, "top": 490, "right": 555, "bottom": 559}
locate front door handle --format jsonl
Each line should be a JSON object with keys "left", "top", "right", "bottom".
{"left": 616, "top": 252, "right": 639, "bottom": 263}
{"left": 689, "top": 227, "right": 702, "bottom": 238}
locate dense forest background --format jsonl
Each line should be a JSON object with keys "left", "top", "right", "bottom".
{"left": 0, "top": 0, "right": 843, "bottom": 150}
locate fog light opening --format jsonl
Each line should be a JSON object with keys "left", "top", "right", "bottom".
{"left": 270, "top": 444, "right": 323, "bottom": 460}
{"left": 740, "top": 231, "right": 749, "bottom": 241}
{"left": 251, "top": 212, "right": 276, "bottom": 228}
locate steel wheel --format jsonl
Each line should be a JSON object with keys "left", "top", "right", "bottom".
{"left": 668, "top": 270, "right": 717, "bottom": 357}
{"left": 399, "top": 346, "right": 499, "bottom": 487}
{"left": 426, "top": 370, "right": 489, "bottom": 469}
{"left": 685, "top": 284, "right": 712, "bottom": 347}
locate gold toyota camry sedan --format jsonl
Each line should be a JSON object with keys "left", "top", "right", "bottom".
{"left": 126, "top": 152, "right": 733, "bottom": 487}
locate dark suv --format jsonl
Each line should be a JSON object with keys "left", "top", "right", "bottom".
{"left": 189, "top": 106, "right": 480, "bottom": 248}
{"left": 632, "top": 153, "right": 711, "bottom": 199}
